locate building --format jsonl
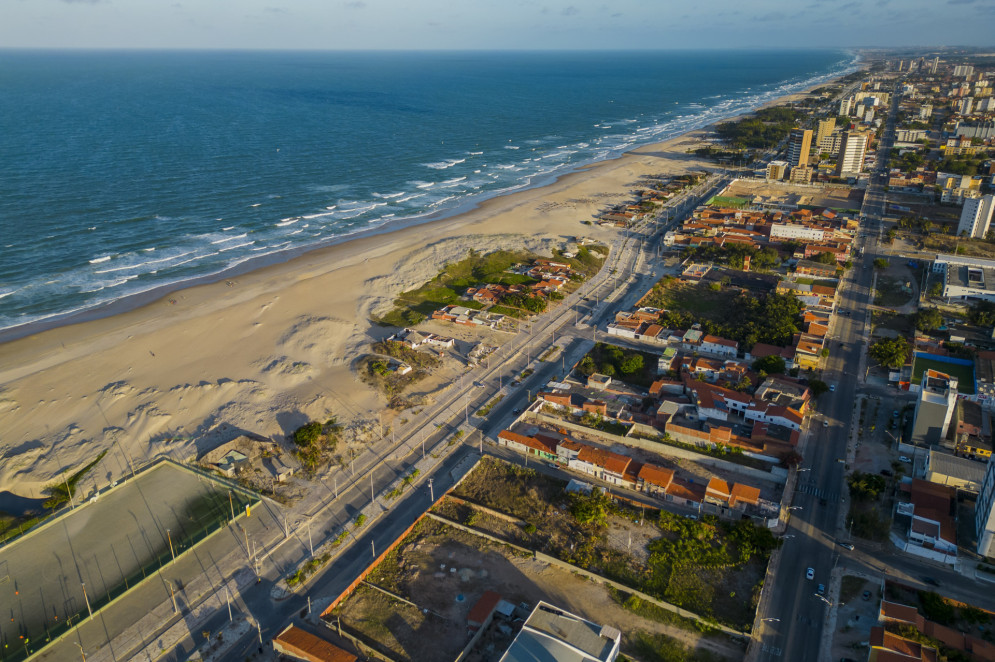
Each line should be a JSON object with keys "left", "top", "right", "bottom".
{"left": 919, "top": 104, "right": 933, "bottom": 120}
{"left": 910, "top": 369, "right": 958, "bottom": 447}
{"left": 957, "top": 97, "right": 974, "bottom": 116}
{"left": 933, "top": 253, "right": 995, "bottom": 302}
{"left": 957, "top": 194, "right": 995, "bottom": 239}
{"left": 954, "top": 64, "right": 975, "bottom": 77}
{"left": 977, "top": 457, "right": 995, "bottom": 557}
{"left": 272, "top": 625, "right": 358, "bottom": 662}
{"left": 926, "top": 449, "right": 986, "bottom": 492}
{"left": 905, "top": 479, "right": 958, "bottom": 561}
{"left": 815, "top": 118, "right": 835, "bottom": 153}
{"left": 839, "top": 97, "right": 852, "bottom": 116}
{"left": 835, "top": 131, "right": 869, "bottom": 177}
{"left": 500, "top": 602, "right": 622, "bottom": 662}
{"left": 766, "top": 160, "right": 788, "bottom": 181}
{"left": 786, "top": 128, "right": 812, "bottom": 168}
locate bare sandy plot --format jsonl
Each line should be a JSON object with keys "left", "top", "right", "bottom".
{"left": 0, "top": 462, "right": 253, "bottom": 652}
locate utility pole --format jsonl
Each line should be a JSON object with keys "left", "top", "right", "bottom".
{"left": 428, "top": 478, "right": 434, "bottom": 502}
{"left": 371, "top": 540, "right": 376, "bottom": 558}
{"left": 308, "top": 520, "right": 314, "bottom": 557}
{"left": 167, "top": 528, "right": 175, "bottom": 562}
{"left": 228, "top": 490, "right": 235, "bottom": 521}
{"left": 225, "top": 586, "right": 232, "bottom": 621}
{"left": 370, "top": 469, "right": 375, "bottom": 504}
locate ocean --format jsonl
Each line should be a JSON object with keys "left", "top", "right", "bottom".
{"left": 0, "top": 49, "right": 856, "bottom": 335}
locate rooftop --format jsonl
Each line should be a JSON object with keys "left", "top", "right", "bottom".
{"left": 501, "top": 602, "right": 620, "bottom": 662}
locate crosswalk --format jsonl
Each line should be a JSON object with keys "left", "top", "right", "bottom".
{"left": 796, "top": 481, "right": 840, "bottom": 502}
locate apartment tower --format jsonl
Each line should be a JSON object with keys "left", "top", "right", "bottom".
{"left": 786, "top": 128, "right": 812, "bottom": 168}
{"left": 835, "top": 131, "right": 869, "bottom": 177}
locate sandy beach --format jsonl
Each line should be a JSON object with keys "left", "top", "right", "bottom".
{"left": 0, "top": 76, "right": 837, "bottom": 498}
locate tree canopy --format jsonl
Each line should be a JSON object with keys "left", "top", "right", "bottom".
{"left": 914, "top": 308, "right": 943, "bottom": 332}
{"left": 869, "top": 337, "right": 909, "bottom": 369}
{"left": 752, "top": 355, "right": 786, "bottom": 375}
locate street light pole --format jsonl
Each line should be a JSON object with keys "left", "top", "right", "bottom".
{"left": 167, "top": 528, "right": 175, "bottom": 562}
{"left": 81, "top": 582, "right": 93, "bottom": 620}
{"left": 428, "top": 479, "right": 434, "bottom": 502}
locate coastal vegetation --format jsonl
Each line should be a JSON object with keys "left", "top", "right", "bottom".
{"left": 291, "top": 418, "right": 341, "bottom": 472}
{"left": 359, "top": 340, "right": 441, "bottom": 402}
{"left": 376, "top": 249, "right": 534, "bottom": 326}
{"left": 714, "top": 106, "right": 804, "bottom": 150}
{"left": 43, "top": 450, "right": 108, "bottom": 509}
{"left": 376, "top": 246, "right": 605, "bottom": 326}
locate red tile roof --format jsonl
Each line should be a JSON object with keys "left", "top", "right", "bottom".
{"left": 273, "top": 625, "right": 358, "bottom": 662}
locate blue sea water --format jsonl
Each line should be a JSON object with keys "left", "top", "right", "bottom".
{"left": 0, "top": 49, "right": 856, "bottom": 334}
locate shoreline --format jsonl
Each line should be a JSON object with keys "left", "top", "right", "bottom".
{"left": 0, "top": 57, "right": 857, "bottom": 346}
{"left": 0, "top": 71, "right": 854, "bottom": 497}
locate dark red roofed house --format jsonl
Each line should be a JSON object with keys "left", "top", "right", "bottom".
{"left": 468, "top": 590, "right": 502, "bottom": 633}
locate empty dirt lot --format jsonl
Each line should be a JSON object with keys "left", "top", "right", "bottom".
{"left": 331, "top": 517, "right": 744, "bottom": 662}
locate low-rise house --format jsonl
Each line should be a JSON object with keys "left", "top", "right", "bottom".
{"left": 700, "top": 334, "right": 739, "bottom": 358}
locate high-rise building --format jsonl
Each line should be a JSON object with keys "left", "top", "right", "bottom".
{"left": 954, "top": 64, "right": 975, "bottom": 78}
{"left": 958, "top": 195, "right": 995, "bottom": 239}
{"left": 897, "top": 60, "right": 905, "bottom": 72}
{"left": 815, "top": 118, "right": 835, "bottom": 153}
{"left": 910, "top": 369, "right": 958, "bottom": 447}
{"left": 976, "top": 458, "right": 995, "bottom": 557}
{"left": 835, "top": 131, "right": 869, "bottom": 177}
{"left": 919, "top": 104, "right": 933, "bottom": 120}
{"left": 958, "top": 97, "right": 974, "bottom": 115}
{"left": 785, "top": 128, "right": 812, "bottom": 168}
{"left": 839, "top": 98, "right": 852, "bottom": 116}
{"left": 930, "top": 57, "right": 940, "bottom": 74}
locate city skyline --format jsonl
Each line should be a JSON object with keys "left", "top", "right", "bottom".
{"left": 2, "top": 0, "right": 994, "bottom": 51}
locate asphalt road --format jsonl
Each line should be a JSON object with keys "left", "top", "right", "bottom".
{"left": 754, "top": 82, "right": 905, "bottom": 662}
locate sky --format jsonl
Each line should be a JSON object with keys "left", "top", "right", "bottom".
{"left": 2, "top": 0, "right": 993, "bottom": 50}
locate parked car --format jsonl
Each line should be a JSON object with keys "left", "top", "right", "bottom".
{"left": 922, "top": 576, "right": 940, "bottom": 587}
{"left": 862, "top": 590, "right": 872, "bottom": 601}
{"left": 817, "top": 584, "right": 826, "bottom": 596}
{"left": 806, "top": 567, "right": 815, "bottom": 580}
{"left": 899, "top": 455, "right": 912, "bottom": 463}
{"left": 880, "top": 469, "right": 893, "bottom": 477}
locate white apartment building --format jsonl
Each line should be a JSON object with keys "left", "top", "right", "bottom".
{"left": 895, "top": 129, "right": 927, "bottom": 143}
{"left": 954, "top": 64, "right": 975, "bottom": 77}
{"left": 769, "top": 223, "right": 826, "bottom": 242}
{"left": 957, "top": 195, "right": 995, "bottom": 239}
{"left": 835, "top": 131, "right": 869, "bottom": 177}
{"left": 919, "top": 104, "right": 933, "bottom": 119}
{"left": 958, "top": 97, "right": 974, "bottom": 115}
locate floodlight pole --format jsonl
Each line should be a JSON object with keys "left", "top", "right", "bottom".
{"left": 167, "top": 529, "right": 175, "bottom": 562}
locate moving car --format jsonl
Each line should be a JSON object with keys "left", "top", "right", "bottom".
{"left": 838, "top": 542, "right": 855, "bottom": 551}
{"left": 922, "top": 576, "right": 940, "bottom": 587}
{"left": 806, "top": 567, "right": 815, "bottom": 580}
{"left": 830, "top": 384, "right": 836, "bottom": 392}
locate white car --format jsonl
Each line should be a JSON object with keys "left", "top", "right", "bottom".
{"left": 899, "top": 455, "right": 912, "bottom": 463}
{"left": 806, "top": 567, "right": 815, "bottom": 580}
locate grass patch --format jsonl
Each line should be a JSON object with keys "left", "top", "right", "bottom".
{"left": 44, "top": 450, "right": 108, "bottom": 509}
{"left": 375, "top": 249, "right": 535, "bottom": 325}
{"left": 476, "top": 394, "right": 504, "bottom": 417}
{"left": 640, "top": 279, "right": 740, "bottom": 319}
{"left": 286, "top": 552, "right": 332, "bottom": 588}
{"left": 911, "top": 355, "right": 975, "bottom": 394}
{"left": 628, "top": 630, "right": 732, "bottom": 662}
{"left": 874, "top": 276, "right": 914, "bottom": 308}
